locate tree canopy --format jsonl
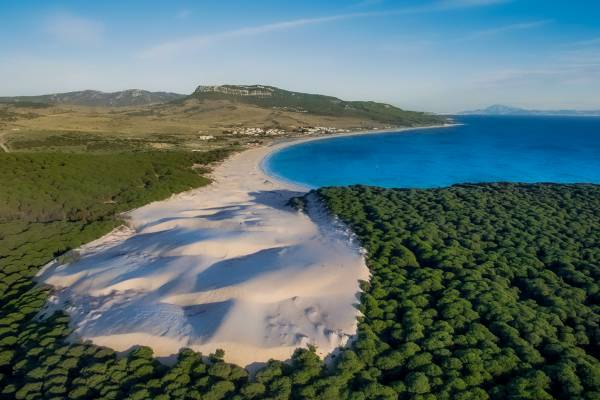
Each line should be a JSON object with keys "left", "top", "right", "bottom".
{"left": 315, "top": 183, "right": 599, "bottom": 399}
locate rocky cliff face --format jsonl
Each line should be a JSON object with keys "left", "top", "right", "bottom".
{"left": 194, "top": 85, "right": 275, "bottom": 97}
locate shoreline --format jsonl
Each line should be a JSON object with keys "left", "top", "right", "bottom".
{"left": 255, "top": 123, "right": 459, "bottom": 189}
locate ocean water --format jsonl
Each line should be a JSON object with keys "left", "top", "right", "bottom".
{"left": 264, "top": 116, "right": 600, "bottom": 189}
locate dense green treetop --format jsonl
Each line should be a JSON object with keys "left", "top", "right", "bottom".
{"left": 315, "top": 183, "right": 599, "bottom": 399}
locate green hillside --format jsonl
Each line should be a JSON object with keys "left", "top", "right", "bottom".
{"left": 193, "top": 85, "right": 446, "bottom": 126}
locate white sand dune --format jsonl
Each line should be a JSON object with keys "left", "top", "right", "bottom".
{"left": 37, "top": 143, "right": 370, "bottom": 366}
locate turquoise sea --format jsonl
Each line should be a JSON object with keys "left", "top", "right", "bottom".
{"left": 264, "top": 116, "right": 600, "bottom": 189}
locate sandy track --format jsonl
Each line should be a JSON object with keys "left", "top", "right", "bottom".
{"left": 0, "top": 130, "right": 10, "bottom": 152}
{"left": 37, "top": 143, "right": 370, "bottom": 366}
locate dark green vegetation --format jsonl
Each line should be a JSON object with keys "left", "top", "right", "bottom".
{"left": 2, "top": 149, "right": 598, "bottom": 400}
{"left": 0, "top": 90, "right": 185, "bottom": 107}
{"left": 193, "top": 85, "right": 446, "bottom": 126}
{"left": 5, "top": 132, "right": 194, "bottom": 153}
{"left": 314, "top": 184, "right": 600, "bottom": 399}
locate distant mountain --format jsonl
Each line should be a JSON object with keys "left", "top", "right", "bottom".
{"left": 0, "top": 89, "right": 185, "bottom": 107}
{"left": 460, "top": 104, "right": 600, "bottom": 116}
{"left": 192, "top": 84, "right": 446, "bottom": 126}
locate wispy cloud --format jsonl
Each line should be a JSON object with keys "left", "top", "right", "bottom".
{"left": 139, "top": 0, "right": 510, "bottom": 59}
{"left": 176, "top": 10, "right": 191, "bottom": 20}
{"left": 568, "top": 37, "right": 600, "bottom": 47}
{"left": 348, "top": 0, "right": 385, "bottom": 9}
{"left": 473, "top": 62, "right": 600, "bottom": 88}
{"left": 45, "top": 13, "right": 104, "bottom": 46}
{"left": 558, "top": 47, "right": 600, "bottom": 69}
{"left": 462, "top": 19, "right": 551, "bottom": 40}
{"left": 139, "top": 14, "right": 372, "bottom": 58}
{"left": 434, "top": 0, "right": 512, "bottom": 9}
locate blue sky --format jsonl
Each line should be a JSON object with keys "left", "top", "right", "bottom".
{"left": 1, "top": 0, "right": 599, "bottom": 112}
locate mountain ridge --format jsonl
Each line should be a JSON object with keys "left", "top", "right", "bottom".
{"left": 0, "top": 89, "right": 186, "bottom": 107}
{"left": 192, "top": 84, "right": 445, "bottom": 126}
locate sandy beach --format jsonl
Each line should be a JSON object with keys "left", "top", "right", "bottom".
{"left": 37, "top": 138, "right": 372, "bottom": 367}
{"left": 37, "top": 124, "right": 451, "bottom": 367}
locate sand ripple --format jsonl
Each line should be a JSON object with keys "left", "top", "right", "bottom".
{"left": 37, "top": 145, "right": 369, "bottom": 366}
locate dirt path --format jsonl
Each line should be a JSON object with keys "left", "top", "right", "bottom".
{"left": 0, "top": 131, "right": 10, "bottom": 152}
